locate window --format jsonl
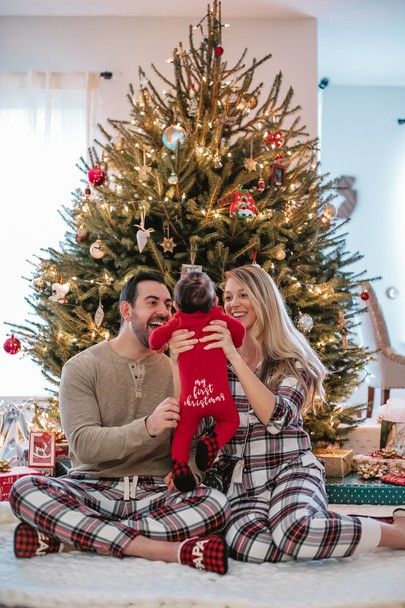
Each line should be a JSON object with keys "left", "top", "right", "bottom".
{"left": 0, "top": 71, "right": 98, "bottom": 396}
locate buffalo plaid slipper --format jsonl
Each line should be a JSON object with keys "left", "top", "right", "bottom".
{"left": 178, "top": 534, "right": 228, "bottom": 574}
{"left": 14, "top": 522, "right": 64, "bottom": 558}
{"left": 195, "top": 433, "right": 219, "bottom": 471}
{"left": 172, "top": 460, "right": 196, "bottom": 492}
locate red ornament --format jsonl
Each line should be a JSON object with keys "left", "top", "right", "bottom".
{"left": 214, "top": 46, "right": 224, "bottom": 57}
{"left": 84, "top": 186, "right": 91, "bottom": 197}
{"left": 271, "top": 163, "right": 286, "bottom": 187}
{"left": 257, "top": 179, "right": 266, "bottom": 193}
{"left": 228, "top": 191, "right": 258, "bottom": 219}
{"left": 360, "top": 290, "right": 369, "bottom": 301}
{"left": 87, "top": 166, "right": 106, "bottom": 186}
{"left": 3, "top": 335, "right": 21, "bottom": 355}
{"left": 265, "top": 130, "right": 283, "bottom": 148}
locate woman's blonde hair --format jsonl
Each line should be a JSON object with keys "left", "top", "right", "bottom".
{"left": 224, "top": 265, "right": 327, "bottom": 413}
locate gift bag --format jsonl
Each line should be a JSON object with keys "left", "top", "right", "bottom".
{"left": 0, "top": 400, "right": 30, "bottom": 466}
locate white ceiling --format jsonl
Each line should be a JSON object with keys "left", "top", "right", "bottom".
{"left": 1, "top": 0, "right": 404, "bottom": 86}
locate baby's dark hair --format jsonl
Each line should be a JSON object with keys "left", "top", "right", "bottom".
{"left": 174, "top": 271, "right": 216, "bottom": 313}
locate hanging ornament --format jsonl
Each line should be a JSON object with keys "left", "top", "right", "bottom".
{"left": 75, "top": 225, "right": 89, "bottom": 243}
{"left": 265, "top": 130, "right": 283, "bottom": 148}
{"left": 273, "top": 244, "right": 286, "bottom": 260}
{"left": 94, "top": 302, "right": 105, "bottom": 327}
{"left": 49, "top": 282, "right": 70, "bottom": 304}
{"left": 360, "top": 289, "right": 369, "bottom": 301}
{"left": 135, "top": 208, "right": 154, "bottom": 253}
{"left": 87, "top": 166, "right": 106, "bottom": 186}
{"left": 114, "top": 136, "right": 125, "bottom": 151}
{"left": 214, "top": 46, "right": 224, "bottom": 57}
{"left": 187, "top": 89, "right": 198, "bottom": 117}
{"left": 338, "top": 310, "right": 348, "bottom": 349}
{"left": 323, "top": 203, "right": 337, "bottom": 219}
{"left": 33, "top": 276, "right": 46, "bottom": 291}
{"left": 297, "top": 313, "right": 314, "bottom": 333}
{"left": 89, "top": 239, "right": 107, "bottom": 259}
{"left": 213, "top": 154, "right": 223, "bottom": 169}
{"left": 257, "top": 178, "right": 266, "bottom": 193}
{"left": 162, "top": 124, "right": 187, "bottom": 151}
{"left": 84, "top": 186, "right": 91, "bottom": 197}
{"left": 3, "top": 335, "right": 22, "bottom": 355}
{"left": 138, "top": 147, "right": 151, "bottom": 182}
{"left": 160, "top": 223, "right": 176, "bottom": 253}
{"left": 271, "top": 163, "right": 286, "bottom": 187}
{"left": 168, "top": 171, "right": 179, "bottom": 185}
{"left": 251, "top": 249, "right": 260, "bottom": 267}
{"left": 245, "top": 94, "right": 258, "bottom": 109}
{"left": 244, "top": 142, "right": 256, "bottom": 172}
{"left": 229, "top": 191, "right": 258, "bottom": 219}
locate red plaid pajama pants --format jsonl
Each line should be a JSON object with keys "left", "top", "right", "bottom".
{"left": 224, "top": 458, "right": 381, "bottom": 563}
{"left": 9, "top": 473, "right": 230, "bottom": 558}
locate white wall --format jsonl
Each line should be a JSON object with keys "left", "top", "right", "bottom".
{"left": 0, "top": 16, "right": 318, "bottom": 140}
{"left": 320, "top": 85, "right": 405, "bottom": 354}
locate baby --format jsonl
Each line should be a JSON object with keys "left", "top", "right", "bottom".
{"left": 149, "top": 271, "right": 245, "bottom": 491}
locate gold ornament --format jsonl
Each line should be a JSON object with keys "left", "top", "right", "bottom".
{"left": 160, "top": 237, "right": 176, "bottom": 253}
{"left": 90, "top": 239, "right": 106, "bottom": 259}
{"left": 245, "top": 157, "right": 257, "bottom": 172}
{"left": 274, "top": 245, "right": 286, "bottom": 260}
{"left": 245, "top": 94, "right": 258, "bottom": 109}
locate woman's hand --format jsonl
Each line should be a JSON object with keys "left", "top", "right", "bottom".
{"left": 168, "top": 329, "right": 198, "bottom": 363}
{"left": 199, "top": 320, "right": 238, "bottom": 360}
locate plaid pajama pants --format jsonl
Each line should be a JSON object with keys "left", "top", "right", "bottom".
{"left": 224, "top": 456, "right": 381, "bottom": 563}
{"left": 9, "top": 473, "right": 230, "bottom": 558}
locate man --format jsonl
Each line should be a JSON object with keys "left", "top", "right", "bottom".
{"left": 10, "top": 272, "right": 230, "bottom": 574}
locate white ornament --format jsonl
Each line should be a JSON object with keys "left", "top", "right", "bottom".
{"left": 94, "top": 304, "right": 105, "bottom": 327}
{"left": 297, "top": 313, "right": 314, "bottom": 333}
{"left": 49, "top": 282, "right": 70, "bottom": 304}
{"left": 135, "top": 210, "right": 154, "bottom": 253}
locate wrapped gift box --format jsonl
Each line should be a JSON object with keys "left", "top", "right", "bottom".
{"left": 314, "top": 449, "right": 353, "bottom": 478}
{"left": 0, "top": 466, "right": 41, "bottom": 501}
{"left": 326, "top": 473, "right": 405, "bottom": 505}
{"left": 353, "top": 453, "right": 405, "bottom": 476}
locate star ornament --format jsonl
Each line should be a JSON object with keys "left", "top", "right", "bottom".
{"left": 160, "top": 237, "right": 176, "bottom": 252}
{"left": 245, "top": 157, "right": 257, "bottom": 172}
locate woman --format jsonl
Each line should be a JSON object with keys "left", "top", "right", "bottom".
{"left": 170, "top": 264, "right": 405, "bottom": 562}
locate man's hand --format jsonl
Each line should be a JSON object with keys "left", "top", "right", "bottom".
{"left": 145, "top": 397, "right": 180, "bottom": 437}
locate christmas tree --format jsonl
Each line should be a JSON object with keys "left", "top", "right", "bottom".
{"left": 8, "top": 1, "right": 372, "bottom": 447}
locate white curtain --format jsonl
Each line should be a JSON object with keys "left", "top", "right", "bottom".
{"left": 0, "top": 70, "right": 99, "bottom": 396}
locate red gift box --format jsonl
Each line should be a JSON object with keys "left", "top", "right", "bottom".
{"left": 0, "top": 466, "right": 42, "bottom": 502}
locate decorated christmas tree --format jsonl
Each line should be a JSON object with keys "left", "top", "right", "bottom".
{"left": 7, "top": 1, "right": 372, "bottom": 447}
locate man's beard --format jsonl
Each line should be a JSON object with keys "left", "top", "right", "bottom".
{"left": 130, "top": 314, "right": 168, "bottom": 348}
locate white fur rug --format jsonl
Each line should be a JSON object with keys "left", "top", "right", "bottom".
{"left": 1, "top": 502, "right": 405, "bottom": 608}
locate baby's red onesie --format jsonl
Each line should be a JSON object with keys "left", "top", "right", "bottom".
{"left": 149, "top": 305, "right": 245, "bottom": 490}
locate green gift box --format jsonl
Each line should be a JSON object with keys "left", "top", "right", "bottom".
{"left": 326, "top": 473, "right": 405, "bottom": 505}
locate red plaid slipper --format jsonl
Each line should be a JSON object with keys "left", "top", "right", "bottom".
{"left": 172, "top": 460, "right": 196, "bottom": 492}
{"left": 196, "top": 433, "right": 219, "bottom": 471}
{"left": 14, "top": 522, "right": 63, "bottom": 558}
{"left": 178, "top": 534, "right": 228, "bottom": 575}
